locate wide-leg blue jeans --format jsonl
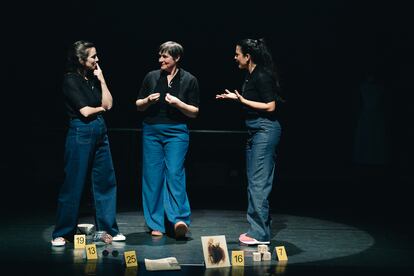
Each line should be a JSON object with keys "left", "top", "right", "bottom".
{"left": 245, "top": 117, "right": 281, "bottom": 242}
{"left": 141, "top": 123, "right": 191, "bottom": 233}
{"left": 53, "top": 116, "right": 119, "bottom": 239}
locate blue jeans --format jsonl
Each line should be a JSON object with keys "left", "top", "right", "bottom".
{"left": 53, "top": 116, "right": 119, "bottom": 239}
{"left": 141, "top": 123, "right": 191, "bottom": 233}
{"left": 245, "top": 117, "right": 281, "bottom": 241}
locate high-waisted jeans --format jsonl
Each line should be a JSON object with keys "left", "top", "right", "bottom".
{"left": 53, "top": 116, "right": 119, "bottom": 239}
{"left": 245, "top": 117, "right": 281, "bottom": 242}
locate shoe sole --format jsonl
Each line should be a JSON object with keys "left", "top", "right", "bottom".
{"left": 239, "top": 239, "right": 270, "bottom": 245}
{"left": 112, "top": 234, "right": 126, "bottom": 242}
{"left": 113, "top": 237, "right": 126, "bottom": 241}
{"left": 51, "top": 240, "right": 65, "bottom": 246}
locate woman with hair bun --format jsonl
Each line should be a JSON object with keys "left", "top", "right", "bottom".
{"left": 51, "top": 40, "right": 125, "bottom": 246}
{"left": 216, "top": 38, "right": 283, "bottom": 245}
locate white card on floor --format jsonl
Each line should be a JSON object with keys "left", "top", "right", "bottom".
{"left": 144, "top": 257, "right": 181, "bottom": 271}
{"left": 201, "top": 235, "right": 231, "bottom": 268}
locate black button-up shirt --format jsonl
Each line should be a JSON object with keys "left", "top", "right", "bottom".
{"left": 63, "top": 73, "right": 101, "bottom": 119}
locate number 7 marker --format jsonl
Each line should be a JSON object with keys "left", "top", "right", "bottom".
{"left": 275, "top": 246, "right": 288, "bottom": 261}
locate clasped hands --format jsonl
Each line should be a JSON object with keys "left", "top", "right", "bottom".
{"left": 147, "top": 92, "right": 180, "bottom": 105}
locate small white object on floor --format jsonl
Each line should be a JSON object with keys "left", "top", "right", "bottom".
{"left": 258, "top": 244, "right": 269, "bottom": 253}
{"left": 262, "top": 251, "right": 272, "bottom": 261}
{"left": 144, "top": 257, "right": 181, "bottom": 271}
{"left": 253, "top": 252, "right": 262, "bottom": 262}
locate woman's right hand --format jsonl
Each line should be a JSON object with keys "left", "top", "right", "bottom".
{"left": 136, "top": 92, "right": 160, "bottom": 111}
{"left": 147, "top": 92, "right": 161, "bottom": 104}
{"left": 215, "top": 89, "right": 239, "bottom": 100}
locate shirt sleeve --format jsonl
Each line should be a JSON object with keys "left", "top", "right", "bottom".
{"left": 63, "top": 75, "right": 89, "bottom": 111}
{"left": 256, "top": 71, "right": 276, "bottom": 103}
{"left": 137, "top": 73, "right": 151, "bottom": 100}
{"left": 185, "top": 77, "right": 200, "bottom": 107}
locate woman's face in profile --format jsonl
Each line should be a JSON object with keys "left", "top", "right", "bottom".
{"left": 82, "top": 47, "right": 99, "bottom": 71}
{"left": 234, "top": 45, "right": 249, "bottom": 70}
{"left": 159, "top": 51, "right": 178, "bottom": 72}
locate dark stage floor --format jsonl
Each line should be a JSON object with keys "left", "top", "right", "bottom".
{"left": 1, "top": 208, "right": 413, "bottom": 276}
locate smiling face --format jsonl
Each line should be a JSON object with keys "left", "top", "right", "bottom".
{"left": 159, "top": 51, "right": 179, "bottom": 72}
{"left": 81, "top": 47, "right": 99, "bottom": 71}
{"left": 234, "top": 45, "right": 249, "bottom": 70}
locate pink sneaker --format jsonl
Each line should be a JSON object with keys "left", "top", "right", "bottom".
{"left": 239, "top": 233, "right": 270, "bottom": 245}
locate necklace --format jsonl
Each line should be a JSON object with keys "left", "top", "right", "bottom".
{"left": 167, "top": 69, "right": 179, "bottom": 88}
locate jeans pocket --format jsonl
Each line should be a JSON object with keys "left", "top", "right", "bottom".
{"left": 76, "top": 127, "right": 92, "bottom": 144}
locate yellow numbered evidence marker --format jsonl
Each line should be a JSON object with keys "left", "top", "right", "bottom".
{"left": 85, "top": 244, "right": 98, "bottom": 260}
{"left": 231, "top": 251, "right": 245, "bottom": 266}
{"left": 74, "top": 234, "right": 86, "bottom": 249}
{"left": 124, "top": 250, "right": 138, "bottom": 267}
{"left": 275, "top": 246, "right": 288, "bottom": 261}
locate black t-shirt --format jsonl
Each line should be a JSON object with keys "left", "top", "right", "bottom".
{"left": 63, "top": 73, "right": 102, "bottom": 119}
{"left": 241, "top": 66, "right": 278, "bottom": 120}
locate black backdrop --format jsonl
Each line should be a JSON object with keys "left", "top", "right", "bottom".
{"left": 2, "top": 1, "right": 413, "bottom": 223}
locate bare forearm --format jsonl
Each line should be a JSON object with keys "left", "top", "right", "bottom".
{"left": 136, "top": 97, "right": 151, "bottom": 111}
{"left": 100, "top": 81, "right": 113, "bottom": 110}
{"left": 174, "top": 101, "right": 199, "bottom": 118}
{"left": 240, "top": 99, "right": 276, "bottom": 112}
{"left": 79, "top": 106, "right": 106, "bottom": 118}
{"left": 136, "top": 92, "right": 161, "bottom": 111}
{"left": 94, "top": 65, "right": 113, "bottom": 110}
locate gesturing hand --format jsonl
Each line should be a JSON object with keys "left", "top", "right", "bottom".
{"left": 165, "top": 93, "right": 181, "bottom": 106}
{"left": 216, "top": 89, "right": 242, "bottom": 101}
{"left": 148, "top": 92, "right": 161, "bottom": 104}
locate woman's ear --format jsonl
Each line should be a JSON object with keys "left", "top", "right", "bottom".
{"left": 78, "top": 57, "right": 84, "bottom": 65}
{"left": 174, "top": 56, "right": 181, "bottom": 63}
{"left": 245, "top": 53, "right": 251, "bottom": 62}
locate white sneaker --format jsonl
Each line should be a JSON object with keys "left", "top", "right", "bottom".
{"left": 51, "top": 237, "right": 66, "bottom": 246}
{"left": 112, "top": 233, "right": 126, "bottom": 241}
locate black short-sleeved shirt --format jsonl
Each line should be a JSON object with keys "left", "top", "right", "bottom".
{"left": 63, "top": 73, "right": 102, "bottom": 119}
{"left": 137, "top": 68, "right": 200, "bottom": 124}
{"left": 241, "top": 66, "right": 278, "bottom": 120}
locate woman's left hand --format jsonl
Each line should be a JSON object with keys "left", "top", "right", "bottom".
{"left": 165, "top": 93, "right": 181, "bottom": 106}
